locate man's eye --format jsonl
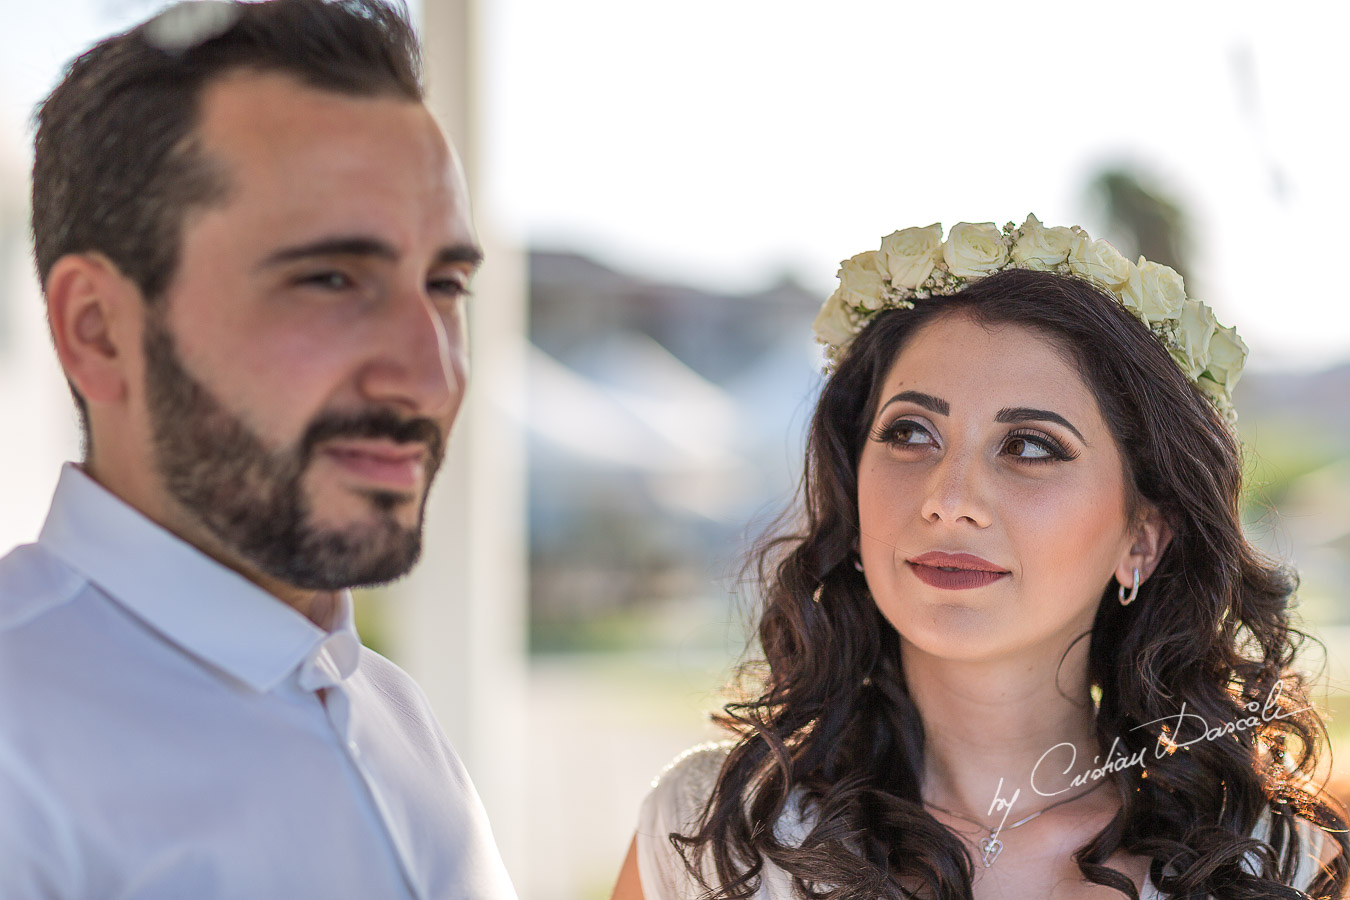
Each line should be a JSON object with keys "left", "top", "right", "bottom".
{"left": 297, "top": 271, "right": 354, "bottom": 291}
{"left": 428, "top": 277, "right": 471, "bottom": 299}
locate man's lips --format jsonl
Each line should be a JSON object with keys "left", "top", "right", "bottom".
{"left": 319, "top": 441, "right": 429, "bottom": 490}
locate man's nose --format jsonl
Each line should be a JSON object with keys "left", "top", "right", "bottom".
{"left": 356, "top": 285, "right": 464, "bottom": 419}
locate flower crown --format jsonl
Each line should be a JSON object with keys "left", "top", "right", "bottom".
{"left": 813, "top": 215, "right": 1248, "bottom": 423}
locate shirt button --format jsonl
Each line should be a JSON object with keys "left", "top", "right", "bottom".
{"left": 348, "top": 740, "right": 361, "bottom": 758}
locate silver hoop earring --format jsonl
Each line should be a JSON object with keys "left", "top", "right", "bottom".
{"left": 1117, "top": 567, "right": 1140, "bottom": 606}
{"left": 853, "top": 556, "right": 864, "bottom": 573}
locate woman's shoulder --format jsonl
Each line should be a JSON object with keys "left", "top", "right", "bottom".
{"left": 656, "top": 741, "right": 735, "bottom": 778}
{"left": 635, "top": 741, "right": 812, "bottom": 900}
{"left": 1257, "top": 810, "right": 1335, "bottom": 892}
{"left": 635, "top": 742, "right": 735, "bottom": 900}
{"left": 1139, "top": 808, "right": 1334, "bottom": 897}
{"left": 647, "top": 741, "right": 736, "bottom": 820}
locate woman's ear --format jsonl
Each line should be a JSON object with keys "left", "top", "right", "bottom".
{"left": 1115, "top": 504, "right": 1173, "bottom": 588}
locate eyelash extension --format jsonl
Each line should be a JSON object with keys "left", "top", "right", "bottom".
{"left": 870, "top": 419, "right": 1080, "bottom": 464}
{"left": 1004, "top": 429, "right": 1079, "bottom": 463}
{"left": 870, "top": 418, "right": 934, "bottom": 447}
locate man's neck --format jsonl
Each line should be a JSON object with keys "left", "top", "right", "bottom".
{"left": 79, "top": 459, "right": 331, "bottom": 628}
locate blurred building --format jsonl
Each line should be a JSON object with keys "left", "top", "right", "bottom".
{"left": 524, "top": 249, "right": 823, "bottom": 650}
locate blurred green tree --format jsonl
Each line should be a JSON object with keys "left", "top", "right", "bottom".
{"left": 1089, "top": 168, "right": 1192, "bottom": 285}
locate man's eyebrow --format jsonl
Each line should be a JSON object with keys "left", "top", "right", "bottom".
{"left": 257, "top": 237, "right": 484, "bottom": 270}
{"left": 877, "top": 391, "right": 949, "bottom": 417}
{"left": 433, "top": 244, "right": 484, "bottom": 268}
{"left": 995, "top": 407, "right": 1087, "bottom": 444}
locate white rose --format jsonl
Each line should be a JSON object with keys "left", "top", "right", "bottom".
{"left": 1011, "top": 213, "right": 1074, "bottom": 270}
{"left": 881, "top": 223, "right": 942, "bottom": 290}
{"left": 1170, "top": 299, "right": 1218, "bottom": 379}
{"left": 837, "top": 250, "right": 888, "bottom": 311}
{"left": 1067, "top": 234, "right": 1133, "bottom": 291}
{"left": 1202, "top": 323, "right": 1248, "bottom": 391}
{"left": 1195, "top": 374, "right": 1232, "bottom": 409}
{"left": 1121, "top": 258, "right": 1186, "bottom": 325}
{"left": 812, "top": 288, "right": 858, "bottom": 348}
{"left": 942, "top": 222, "right": 1010, "bottom": 278}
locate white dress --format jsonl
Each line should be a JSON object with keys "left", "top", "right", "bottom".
{"left": 636, "top": 743, "right": 1327, "bottom": 900}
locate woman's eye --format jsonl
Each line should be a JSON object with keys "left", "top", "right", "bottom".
{"left": 1003, "top": 432, "right": 1075, "bottom": 463}
{"left": 874, "top": 420, "right": 936, "bottom": 447}
{"left": 1005, "top": 436, "right": 1051, "bottom": 460}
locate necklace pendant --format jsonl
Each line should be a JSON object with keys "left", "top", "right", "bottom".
{"left": 979, "top": 834, "right": 1004, "bottom": 868}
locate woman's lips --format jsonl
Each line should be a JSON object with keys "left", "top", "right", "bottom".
{"left": 907, "top": 551, "right": 1010, "bottom": 590}
{"left": 908, "top": 564, "right": 1009, "bottom": 590}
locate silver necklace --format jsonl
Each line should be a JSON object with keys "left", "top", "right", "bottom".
{"left": 923, "top": 780, "right": 1107, "bottom": 868}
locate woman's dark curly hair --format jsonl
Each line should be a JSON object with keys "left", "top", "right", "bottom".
{"left": 674, "top": 269, "right": 1348, "bottom": 899}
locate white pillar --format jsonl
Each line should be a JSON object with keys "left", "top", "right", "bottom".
{"left": 0, "top": 144, "right": 81, "bottom": 551}
{"left": 385, "top": 0, "right": 530, "bottom": 885}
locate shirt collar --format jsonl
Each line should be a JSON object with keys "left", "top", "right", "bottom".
{"left": 37, "top": 463, "right": 358, "bottom": 694}
{"left": 298, "top": 593, "right": 362, "bottom": 692}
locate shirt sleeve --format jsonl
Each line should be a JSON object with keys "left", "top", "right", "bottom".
{"left": 0, "top": 740, "right": 85, "bottom": 898}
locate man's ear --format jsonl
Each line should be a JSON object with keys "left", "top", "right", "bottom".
{"left": 44, "top": 253, "right": 141, "bottom": 409}
{"left": 1115, "top": 503, "right": 1173, "bottom": 589}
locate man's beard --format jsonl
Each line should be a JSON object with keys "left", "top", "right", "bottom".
{"left": 141, "top": 312, "right": 446, "bottom": 590}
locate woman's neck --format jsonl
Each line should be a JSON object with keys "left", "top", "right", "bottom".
{"left": 903, "top": 639, "right": 1100, "bottom": 828}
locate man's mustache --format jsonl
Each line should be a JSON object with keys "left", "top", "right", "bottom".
{"left": 300, "top": 410, "right": 445, "bottom": 467}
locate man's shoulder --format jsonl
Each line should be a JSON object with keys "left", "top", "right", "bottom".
{"left": 354, "top": 643, "right": 426, "bottom": 700}
{"left": 0, "top": 543, "right": 86, "bottom": 635}
{"left": 351, "top": 646, "right": 450, "bottom": 737}
{"left": 348, "top": 646, "right": 485, "bottom": 795}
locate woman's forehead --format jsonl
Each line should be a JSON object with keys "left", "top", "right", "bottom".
{"left": 876, "top": 314, "right": 1098, "bottom": 421}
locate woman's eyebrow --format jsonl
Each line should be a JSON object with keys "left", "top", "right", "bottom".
{"left": 877, "top": 391, "right": 949, "bottom": 417}
{"left": 877, "top": 394, "right": 1088, "bottom": 445}
{"left": 995, "top": 407, "right": 1087, "bottom": 444}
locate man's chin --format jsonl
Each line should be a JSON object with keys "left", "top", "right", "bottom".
{"left": 278, "top": 520, "right": 425, "bottom": 591}
{"left": 252, "top": 483, "right": 430, "bottom": 590}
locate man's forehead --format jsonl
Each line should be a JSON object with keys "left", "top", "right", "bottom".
{"left": 196, "top": 69, "right": 440, "bottom": 154}
{"left": 185, "top": 69, "right": 474, "bottom": 251}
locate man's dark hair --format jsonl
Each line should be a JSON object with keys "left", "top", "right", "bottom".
{"left": 30, "top": 0, "right": 423, "bottom": 443}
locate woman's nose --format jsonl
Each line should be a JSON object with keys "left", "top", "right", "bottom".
{"left": 918, "top": 448, "right": 993, "bottom": 528}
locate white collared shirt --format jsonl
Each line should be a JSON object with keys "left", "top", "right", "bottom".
{"left": 0, "top": 464, "right": 517, "bottom": 899}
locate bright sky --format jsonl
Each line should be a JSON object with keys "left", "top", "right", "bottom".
{"left": 3, "top": 0, "right": 1348, "bottom": 371}
{"left": 482, "top": 0, "right": 1350, "bottom": 371}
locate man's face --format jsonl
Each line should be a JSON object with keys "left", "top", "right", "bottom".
{"left": 134, "top": 70, "right": 479, "bottom": 590}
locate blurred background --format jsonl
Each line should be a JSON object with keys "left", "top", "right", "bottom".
{"left": 2, "top": 1, "right": 1348, "bottom": 898}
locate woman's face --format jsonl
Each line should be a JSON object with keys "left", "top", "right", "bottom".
{"left": 856, "top": 312, "right": 1137, "bottom": 665}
